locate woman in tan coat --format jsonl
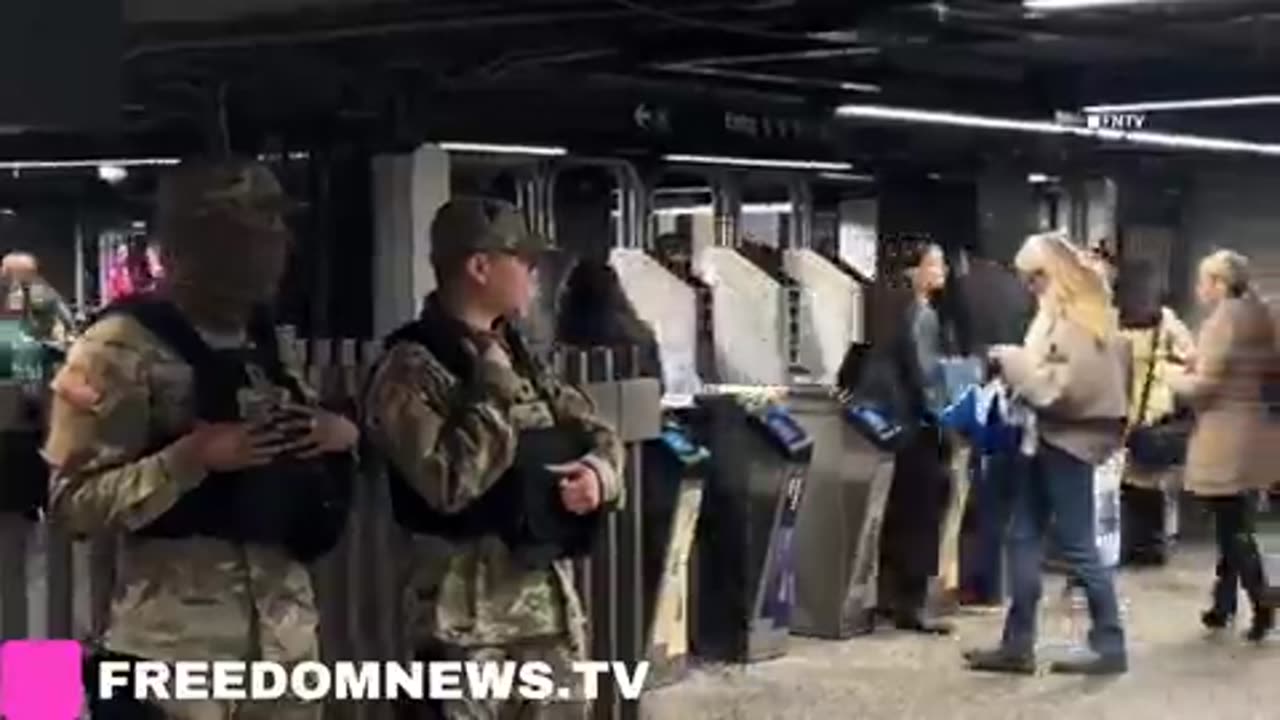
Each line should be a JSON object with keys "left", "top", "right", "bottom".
{"left": 1169, "top": 250, "right": 1278, "bottom": 642}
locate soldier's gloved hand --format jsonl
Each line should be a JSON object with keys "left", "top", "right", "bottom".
{"left": 179, "top": 421, "right": 289, "bottom": 473}
{"left": 269, "top": 403, "right": 360, "bottom": 459}
{"left": 550, "top": 462, "right": 603, "bottom": 515}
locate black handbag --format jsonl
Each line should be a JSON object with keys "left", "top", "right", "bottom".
{"left": 1125, "top": 317, "right": 1192, "bottom": 469}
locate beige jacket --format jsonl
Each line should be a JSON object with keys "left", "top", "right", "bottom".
{"left": 994, "top": 309, "right": 1131, "bottom": 465}
{"left": 1122, "top": 306, "right": 1196, "bottom": 489}
{"left": 1168, "top": 295, "right": 1277, "bottom": 497}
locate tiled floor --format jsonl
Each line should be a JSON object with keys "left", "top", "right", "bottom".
{"left": 642, "top": 545, "right": 1280, "bottom": 720}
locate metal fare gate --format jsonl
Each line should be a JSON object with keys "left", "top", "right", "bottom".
{"left": 0, "top": 337, "right": 660, "bottom": 720}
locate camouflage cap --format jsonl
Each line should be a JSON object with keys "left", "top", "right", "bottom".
{"left": 154, "top": 157, "right": 296, "bottom": 236}
{"left": 429, "top": 196, "right": 549, "bottom": 272}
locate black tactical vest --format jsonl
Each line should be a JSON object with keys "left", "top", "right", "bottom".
{"left": 92, "top": 295, "right": 353, "bottom": 563}
{"left": 377, "top": 299, "right": 600, "bottom": 568}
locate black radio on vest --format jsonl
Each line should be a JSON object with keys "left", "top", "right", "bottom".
{"left": 90, "top": 295, "right": 353, "bottom": 563}
{"left": 378, "top": 305, "right": 601, "bottom": 569}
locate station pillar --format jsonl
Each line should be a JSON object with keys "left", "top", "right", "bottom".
{"left": 371, "top": 144, "right": 451, "bottom": 338}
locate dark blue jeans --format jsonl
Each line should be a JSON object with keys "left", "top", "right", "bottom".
{"left": 1000, "top": 443, "right": 1127, "bottom": 658}
{"left": 963, "top": 451, "right": 1021, "bottom": 603}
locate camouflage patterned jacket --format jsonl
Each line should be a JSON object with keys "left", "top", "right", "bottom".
{"left": 362, "top": 307, "right": 624, "bottom": 655}
{"left": 42, "top": 312, "right": 322, "bottom": 664}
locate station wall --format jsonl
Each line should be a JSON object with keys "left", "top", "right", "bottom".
{"left": 1180, "top": 167, "right": 1280, "bottom": 317}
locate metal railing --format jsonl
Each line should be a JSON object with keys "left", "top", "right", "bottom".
{"left": 0, "top": 337, "right": 662, "bottom": 720}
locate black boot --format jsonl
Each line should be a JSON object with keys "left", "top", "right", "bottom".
{"left": 1201, "top": 608, "right": 1235, "bottom": 631}
{"left": 1246, "top": 606, "right": 1274, "bottom": 643}
{"left": 964, "top": 647, "right": 1035, "bottom": 675}
{"left": 1235, "top": 531, "right": 1273, "bottom": 643}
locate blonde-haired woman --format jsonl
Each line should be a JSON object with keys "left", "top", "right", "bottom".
{"left": 965, "top": 231, "right": 1130, "bottom": 676}
{"left": 1169, "top": 250, "right": 1276, "bottom": 642}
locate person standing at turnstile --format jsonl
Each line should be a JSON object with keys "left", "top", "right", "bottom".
{"left": 363, "top": 197, "right": 625, "bottom": 719}
{"left": 867, "top": 241, "right": 960, "bottom": 635}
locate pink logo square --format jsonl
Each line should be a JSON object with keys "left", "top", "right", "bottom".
{"left": 0, "top": 640, "right": 84, "bottom": 719}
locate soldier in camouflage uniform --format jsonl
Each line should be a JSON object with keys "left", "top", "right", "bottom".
{"left": 42, "top": 158, "right": 359, "bottom": 720}
{"left": 363, "top": 197, "right": 625, "bottom": 720}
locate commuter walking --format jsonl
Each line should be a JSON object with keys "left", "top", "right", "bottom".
{"left": 43, "top": 158, "right": 359, "bottom": 719}
{"left": 870, "top": 241, "right": 959, "bottom": 635}
{"left": 965, "top": 231, "right": 1130, "bottom": 676}
{"left": 1168, "top": 250, "right": 1277, "bottom": 641}
{"left": 363, "top": 197, "right": 625, "bottom": 720}
{"left": 1116, "top": 261, "right": 1195, "bottom": 567}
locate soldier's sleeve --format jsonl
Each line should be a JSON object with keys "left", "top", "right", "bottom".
{"left": 362, "top": 343, "right": 518, "bottom": 513}
{"left": 546, "top": 376, "right": 626, "bottom": 509}
{"left": 41, "top": 320, "right": 208, "bottom": 535}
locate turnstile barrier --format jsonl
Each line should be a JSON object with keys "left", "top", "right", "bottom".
{"left": 687, "top": 393, "right": 813, "bottom": 663}
{"left": 638, "top": 422, "right": 707, "bottom": 688}
{"left": 787, "top": 386, "right": 895, "bottom": 639}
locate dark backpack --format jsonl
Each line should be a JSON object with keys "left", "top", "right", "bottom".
{"left": 92, "top": 295, "right": 353, "bottom": 563}
{"left": 376, "top": 305, "right": 601, "bottom": 569}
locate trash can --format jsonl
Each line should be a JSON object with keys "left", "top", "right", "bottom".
{"left": 687, "top": 393, "right": 814, "bottom": 663}
{"left": 640, "top": 419, "right": 708, "bottom": 688}
{"left": 787, "top": 385, "right": 895, "bottom": 639}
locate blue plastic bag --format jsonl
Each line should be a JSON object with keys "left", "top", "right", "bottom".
{"left": 940, "top": 382, "right": 1022, "bottom": 455}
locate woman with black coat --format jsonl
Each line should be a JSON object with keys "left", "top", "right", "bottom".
{"left": 843, "top": 241, "right": 961, "bottom": 635}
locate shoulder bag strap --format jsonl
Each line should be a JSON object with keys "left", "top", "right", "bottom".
{"left": 1131, "top": 315, "right": 1163, "bottom": 432}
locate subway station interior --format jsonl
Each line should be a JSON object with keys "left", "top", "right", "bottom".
{"left": 3, "top": 1, "right": 1280, "bottom": 719}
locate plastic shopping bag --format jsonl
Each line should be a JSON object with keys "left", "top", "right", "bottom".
{"left": 939, "top": 381, "right": 1022, "bottom": 455}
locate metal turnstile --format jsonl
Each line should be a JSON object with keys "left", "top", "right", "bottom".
{"left": 788, "top": 386, "right": 895, "bottom": 639}
{"left": 687, "top": 394, "right": 813, "bottom": 663}
{"left": 639, "top": 433, "right": 706, "bottom": 688}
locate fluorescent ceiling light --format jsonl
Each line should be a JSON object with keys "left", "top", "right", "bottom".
{"left": 662, "top": 154, "right": 854, "bottom": 171}
{"left": 1083, "top": 95, "right": 1280, "bottom": 113}
{"left": 618, "top": 203, "right": 794, "bottom": 217}
{"left": 97, "top": 165, "right": 128, "bottom": 183}
{"left": 819, "top": 171, "right": 876, "bottom": 183}
{"left": 437, "top": 142, "right": 567, "bottom": 157}
{"left": 1024, "top": 0, "right": 1162, "bottom": 11}
{"left": 835, "top": 103, "right": 1280, "bottom": 157}
{"left": 0, "top": 152, "right": 307, "bottom": 172}
{"left": 0, "top": 157, "right": 180, "bottom": 170}
{"left": 838, "top": 105, "right": 1071, "bottom": 135}
{"left": 1028, "top": 173, "right": 1060, "bottom": 184}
